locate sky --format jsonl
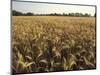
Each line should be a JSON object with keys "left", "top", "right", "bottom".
{"left": 12, "top": 1, "right": 96, "bottom": 16}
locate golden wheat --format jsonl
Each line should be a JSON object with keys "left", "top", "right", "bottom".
{"left": 12, "top": 16, "right": 96, "bottom": 74}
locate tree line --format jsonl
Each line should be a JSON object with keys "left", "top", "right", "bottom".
{"left": 12, "top": 10, "right": 95, "bottom": 17}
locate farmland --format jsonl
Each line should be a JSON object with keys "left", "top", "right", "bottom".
{"left": 12, "top": 16, "right": 96, "bottom": 74}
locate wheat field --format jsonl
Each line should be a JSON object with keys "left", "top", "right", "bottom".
{"left": 12, "top": 16, "right": 96, "bottom": 74}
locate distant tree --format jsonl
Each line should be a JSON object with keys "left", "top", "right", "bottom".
{"left": 94, "top": 13, "right": 96, "bottom": 17}
{"left": 68, "top": 13, "right": 73, "bottom": 16}
{"left": 75, "top": 13, "right": 80, "bottom": 16}
{"left": 12, "top": 10, "right": 23, "bottom": 16}
{"left": 12, "top": 10, "right": 92, "bottom": 17}
{"left": 63, "top": 13, "right": 68, "bottom": 16}
{"left": 84, "top": 13, "right": 91, "bottom": 17}
{"left": 48, "top": 13, "right": 60, "bottom": 16}
{"left": 25, "top": 12, "right": 34, "bottom": 16}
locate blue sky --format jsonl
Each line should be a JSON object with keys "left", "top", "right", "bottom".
{"left": 12, "top": 1, "right": 95, "bottom": 16}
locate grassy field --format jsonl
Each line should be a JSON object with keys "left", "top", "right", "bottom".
{"left": 12, "top": 16, "right": 96, "bottom": 74}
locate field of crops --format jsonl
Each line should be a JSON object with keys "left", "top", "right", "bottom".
{"left": 12, "top": 16, "right": 96, "bottom": 74}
